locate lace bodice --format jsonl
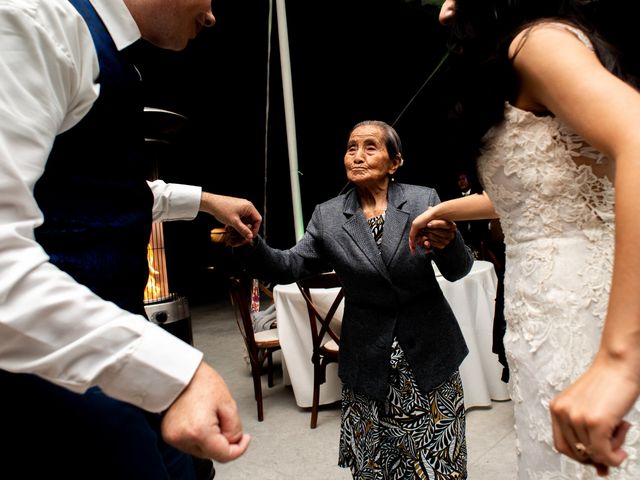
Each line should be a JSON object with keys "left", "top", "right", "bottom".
{"left": 478, "top": 104, "right": 636, "bottom": 479}
{"left": 473, "top": 22, "right": 640, "bottom": 480}
{"left": 479, "top": 104, "right": 615, "bottom": 247}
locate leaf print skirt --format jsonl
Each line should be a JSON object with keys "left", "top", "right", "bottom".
{"left": 339, "top": 339, "right": 467, "bottom": 479}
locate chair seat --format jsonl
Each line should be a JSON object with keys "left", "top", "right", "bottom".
{"left": 321, "top": 339, "right": 339, "bottom": 354}
{"left": 255, "top": 329, "right": 280, "bottom": 349}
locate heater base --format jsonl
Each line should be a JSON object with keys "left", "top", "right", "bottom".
{"left": 144, "top": 296, "right": 193, "bottom": 345}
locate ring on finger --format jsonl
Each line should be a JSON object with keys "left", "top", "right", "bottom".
{"left": 575, "top": 442, "right": 591, "bottom": 457}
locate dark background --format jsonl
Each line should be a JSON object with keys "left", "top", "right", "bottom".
{"left": 134, "top": 0, "right": 637, "bottom": 304}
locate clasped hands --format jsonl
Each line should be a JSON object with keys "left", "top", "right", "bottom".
{"left": 221, "top": 212, "right": 457, "bottom": 251}
{"left": 223, "top": 224, "right": 255, "bottom": 247}
{"left": 411, "top": 219, "right": 457, "bottom": 252}
{"left": 409, "top": 207, "right": 457, "bottom": 253}
{"left": 200, "top": 192, "right": 261, "bottom": 245}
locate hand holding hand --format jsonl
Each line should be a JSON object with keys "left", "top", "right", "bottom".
{"left": 200, "top": 193, "right": 262, "bottom": 243}
{"left": 409, "top": 207, "right": 456, "bottom": 253}
{"left": 409, "top": 193, "right": 497, "bottom": 254}
{"left": 161, "top": 362, "right": 251, "bottom": 462}
{"left": 409, "top": 207, "right": 438, "bottom": 254}
{"left": 420, "top": 219, "right": 457, "bottom": 251}
{"left": 224, "top": 225, "right": 251, "bottom": 248}
{"left": 550, "top": 351, "right": 640, "bottom": 476}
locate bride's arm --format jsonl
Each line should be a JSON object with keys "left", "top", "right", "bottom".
{"left": 409, "top": 192, "right": 498, "bottom": 253}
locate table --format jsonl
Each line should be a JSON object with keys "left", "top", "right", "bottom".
{"left": 273, "top": 260, "right": 510, "bottom": 409}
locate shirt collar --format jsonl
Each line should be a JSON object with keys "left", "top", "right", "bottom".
{"left": 90, "top": 0, "right": 141, "bottom": 51}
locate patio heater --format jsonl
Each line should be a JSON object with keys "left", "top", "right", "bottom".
{"left": 142, "top": 107, "right": 193, "bottom": 345}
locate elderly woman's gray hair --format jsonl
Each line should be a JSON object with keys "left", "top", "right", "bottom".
{"left": 350, "top": 120, "right": 404, "bottom": 166}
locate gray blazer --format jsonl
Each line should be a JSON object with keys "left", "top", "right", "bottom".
{"left": 238, "top": 182, "right": 473, "bottom": 400}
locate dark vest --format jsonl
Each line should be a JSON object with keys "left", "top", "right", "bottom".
{"left": 34, "top": 0, "right": 153, "bottom": 314}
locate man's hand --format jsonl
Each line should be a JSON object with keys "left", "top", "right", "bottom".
{"left": 224, "top": 225, "right": 251, "bottom": 248}
{"left": 200, "top": 193, "right": 262, "bottom": 243}
{"left": 161, "top": 362, "right": 251, "bottom": 462}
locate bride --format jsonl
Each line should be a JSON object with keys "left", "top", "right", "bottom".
{"left": 410, "top": 0, "right": 640, "bottom": 478}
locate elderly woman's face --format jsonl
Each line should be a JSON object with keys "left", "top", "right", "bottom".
{"left": 344, "top": 125, "right": 400, "bottom": 188}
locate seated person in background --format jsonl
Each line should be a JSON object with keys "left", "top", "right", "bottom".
{"left": 229, "top": 120, "right": 474, "bottom": 478}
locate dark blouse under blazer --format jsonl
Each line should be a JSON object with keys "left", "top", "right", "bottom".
{"left": 238, "top": 182, "right": 473, "bottom": 401}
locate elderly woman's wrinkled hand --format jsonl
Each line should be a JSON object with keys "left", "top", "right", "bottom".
{"left": 409, "top": 206, "right": 439, "bottom": 254}
{"left": 224, "top": 225, "right": 254, "bottom": 247}
{"left": 423, "top": 219, "right": 457, "bottom": 250}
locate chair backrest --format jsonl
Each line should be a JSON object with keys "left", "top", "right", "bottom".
{"left": 296, "top": 272, "right": 344, "bottom": 356}
{"left": 228, "top": 276, "right": 260, "bottom": 362}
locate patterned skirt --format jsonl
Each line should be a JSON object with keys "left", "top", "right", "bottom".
{"left": 339, "top": 339, "right": 467, "bottom": 479}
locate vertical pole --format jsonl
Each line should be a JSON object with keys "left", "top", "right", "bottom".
{"left": 275, "top": 0, "right": 304, "bottom": 241}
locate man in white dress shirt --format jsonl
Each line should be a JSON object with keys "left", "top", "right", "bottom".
{"left": 0, "top": 0, "right": 256, "bottom": 478}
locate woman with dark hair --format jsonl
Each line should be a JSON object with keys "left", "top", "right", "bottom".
{"left": 232, "top": 120, "right": 473, "bottom": 479}
{"left": 409, "top": 0, "right": 640, "bottom": 477}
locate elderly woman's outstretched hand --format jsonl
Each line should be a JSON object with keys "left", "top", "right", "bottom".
{"left": 419, "top": 219, "right": 458, "bottom": 252}
{"left": 200, "top": 192, "right": 262, "bottom": 243}
{"left": 224, "top": 225, "right": 254, "bottom": 247}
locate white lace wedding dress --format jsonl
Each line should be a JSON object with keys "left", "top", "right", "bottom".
{"left": 478, "top": 35, "right": 640, "bottom": 477}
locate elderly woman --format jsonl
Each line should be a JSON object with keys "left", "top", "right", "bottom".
{"left": 234, "top": 120, "right": 473, "bottom": 479}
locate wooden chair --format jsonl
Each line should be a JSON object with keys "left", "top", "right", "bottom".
{"left": 296, "top": 272, "right": 344, "bottom": 428}
{"left": 228, "top": 276, "right": 281, "bottom": 421}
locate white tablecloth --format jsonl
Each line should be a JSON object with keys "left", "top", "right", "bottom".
{"left": 273, "top": 260, "right": 510, "bottom": 409}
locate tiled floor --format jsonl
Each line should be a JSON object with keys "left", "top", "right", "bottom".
{"left": 191, "top": 299, "right": 517, "bottom": 479}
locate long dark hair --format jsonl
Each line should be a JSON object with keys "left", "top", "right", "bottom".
{"left": 442, "top": 0, "right": 636, "bottom": 178}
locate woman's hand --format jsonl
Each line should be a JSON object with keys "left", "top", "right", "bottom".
{"left": 409, "top": 193, "right": 498, "bottom": 254}
{"left": 224, "top": 225, "right": 253, "bottom": 247}
{"left": 416, "top": 219, "right": 458, "bottom": 253}
{"left": 550, "top": 351, "right": 640, "bottom": 476}
{"left": 409, "top": 207, "right": 439, "bottom": 254}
